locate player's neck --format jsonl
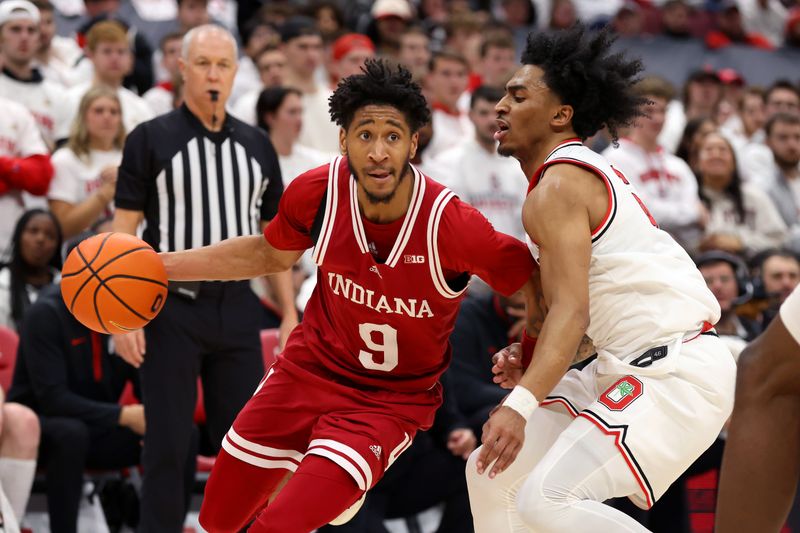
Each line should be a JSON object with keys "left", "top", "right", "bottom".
{"left": 522, "top": 133, "right": 579, "bottom": 181}
{"left": 357, "top": 168, "right": 415, "bottom": 224}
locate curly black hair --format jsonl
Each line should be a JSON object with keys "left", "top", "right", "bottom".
{"left": 329, "top": 59, "right": 431, "bottom": 133}
{"left": 521, "top": 25, "right": 647, "bottom": 142}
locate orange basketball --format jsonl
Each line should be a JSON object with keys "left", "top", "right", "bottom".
{"left": 61, "top": 232, "right": 168, "bottom": 334}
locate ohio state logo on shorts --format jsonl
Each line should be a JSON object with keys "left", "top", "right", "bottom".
{"left": 599, "top": 376, "right": 643, "bottom": 411}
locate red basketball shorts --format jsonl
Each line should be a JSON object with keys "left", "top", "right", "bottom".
{"left": 221, "top": 352, "right": 442, "bottom": 492}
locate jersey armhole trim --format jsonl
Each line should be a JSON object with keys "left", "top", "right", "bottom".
{"left": 312, "top": 156, "right": 342, "bottom": 265}
{"left": 427, "top": 189, "right": 467, "bottom": 299}
{"left": 538, "top": 158, "right": 617, "bottom": 243}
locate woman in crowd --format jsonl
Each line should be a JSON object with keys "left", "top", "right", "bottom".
{"left": 0, "top": 210, "right": 62, "bottom": 332}
{"left": 695, "top": 131, "right": 786, "bottom": 255}
{"left": 48, "top": 85, "right": 125, "bottom": 240}
{"left": 256, "top": 86, "right": 329, "bottom": 186}
{"left": 676, "top": 116, "right": 717, "bottom": 172}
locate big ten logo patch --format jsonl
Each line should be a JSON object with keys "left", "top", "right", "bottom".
{"left": 599, "top": 376, "right": 643, "bottom": 411}
{"left": 404, "top": 255, "right": 425, "bottom": 264}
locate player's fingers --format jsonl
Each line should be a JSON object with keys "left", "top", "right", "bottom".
{"left": 479, "top": 434, "right": 504, "bottom": 475}
{"left": 490, "top": 441, "right": 521, "bottom": 478}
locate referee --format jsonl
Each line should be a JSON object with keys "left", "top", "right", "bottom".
{"left": 111, "top": 25, "right": 297, "bottom": 532}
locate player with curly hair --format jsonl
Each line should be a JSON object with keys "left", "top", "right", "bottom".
{"left": 157, "top": 58, "right": 538, "bottom": 532}
{"left": 466, "top": 26, "right": 736, "bottom": 532}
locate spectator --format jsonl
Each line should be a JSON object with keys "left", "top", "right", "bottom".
{"left": 0, "top": 209, "right": 62, "bottom": 332}
{"left": 756, "top": 248, "right": 800, "bottom": 327}
{"left": 175, "top": 0, "right": 210, "bottom": 32}
{"left": 736, "top": 0, "right": 788, "bottom": 48}
{"left": 72, "top": 6, "right": 155, "bottom": 97}
{"left": 742, "top": 89, "right": 800, "bottom": 187}
{"left": 48, "top": 86, "right": 124, "bottom": 240}
{"left": 280, "top": 16, "right": 340, "bottom": 154}
{"left": 425, "top": 50, "right": 473, "bottom": 159}
{"left": 715, "top": 69, "right": 746, "bottom": 130}
{"left": 764, "top": 80, "right": 800, "bottom": 119}
{"left": 660, "top": 0, "right": 694, "bottom": 39}
{"left": 604, "top": 76, "right": 704, "bottom": 250}
{"left": 328, "top": 33, "right": 376, "bottom": 89}
{"left": 255, "top": 86, "right": 329, "bottom": 186}
{"left": 697, "top": 250, "right": 761, "bottom": 343}
{"left": 0, "top": 97, "right": 53, "bottom": 261}
{"left": 432, "top": 85, "right": 527, "bottom": 239}
{"left": 111, "top": 26, "right": 292, "bottom": 531}
{"left": 0, "top": 0, "right": 66, "bottom": 149}
{"left": 696, "top": 131, "right": 786, "bottom": 255}
{"left": 611, "top": 1, "right": 645, "bottom": 38}
{"left": 473, "top": 32, "right": 516, "bottom": 91}
{"left": 0, "top": 383, "right": 39, "bottom": 532}
{"left": 7, "top": 283, "right": 143, "bottom": 533}
{"left": 143, "top": 32, "right": 183, "bottom": 116}
{"left": 548, "top": 0, "right": 577, "bottom": 31}
{"left": 397, "top": 25, "right": 431, "bottom": 84}
{"left": 230, "top": 44, "right": 288, "bottom": 126}
{"left": 441, "top": 13, "right": 483, "bottom": 77}
{"left": 32, "top": 0, "right": 82, "bottom": 87}
{"left": 497, "top": 0, "right": 537, "bottom": 53}
{"left": 676, "top": 116, "right": 717, "bottom": 171}
{"left": 705, "top": 0, "right": 774, "bottom": 50}
{"left": 368, "top": 0, "right": 413, "bottom": 59}
{"left": 56, "top": 20, "right": 154, "bottom": 144}
{"left": 722, "top": 86, "right": 766, "bottom": 155}
{"left": 308, "top": 1, "right": 344, "bottom": 43}
{"left": 764, "top": 113, "right": 800, "bottom": 251}
{"left": 660, "top": 70, "right": 722, "bottom": 154}
{"left": 230, "top": 18, "right": 279, "bottom": 105}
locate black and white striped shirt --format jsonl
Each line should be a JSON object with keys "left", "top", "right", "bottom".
{"left": 115, "top": 105, "right": 283, "bottom": 252}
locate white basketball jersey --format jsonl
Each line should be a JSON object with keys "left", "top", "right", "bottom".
{"left": 527, "top": 140, "right": 720, "bottom": 372}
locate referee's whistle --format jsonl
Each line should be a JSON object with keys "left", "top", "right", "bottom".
{"left": 209, "top": 90, "right": 220, "bottom": 102}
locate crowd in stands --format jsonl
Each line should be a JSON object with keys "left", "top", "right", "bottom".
{"left": 0, "top": 0, "right": 799, "bottom": 531}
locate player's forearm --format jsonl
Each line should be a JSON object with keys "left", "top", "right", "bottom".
{"left": 161, "top": 236, "right": 287, "bottom": 281}
{"left": 268, "top": 269, "right": 298, "bottom": 322}
{"left": 518, "top": 303, "right": 589, "bottom": 400}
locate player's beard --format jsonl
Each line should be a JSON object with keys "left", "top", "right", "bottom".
{"left": 349, "top": 154, "right": 412, "bottom": 205}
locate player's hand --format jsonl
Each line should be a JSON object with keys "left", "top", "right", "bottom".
{"left": 119, "top": 404, "right": 146, "bottom": 435}
{"left": 492, "top": 344, "right": 524, "bottom": 389}
{"left": 447, "top": 428, "right": 477, "bottom": 460}
{"left": 476, "top": 406, "right": 526, "bottom": 478}
{"left": 113, "top": 330, "right": 146, "bottom": 368}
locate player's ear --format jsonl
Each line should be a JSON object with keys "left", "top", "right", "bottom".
{"left": 339, "top": 127, "right": 347, "bottom": 155}
{"left": 409, "top": 131, "right": 418, "bottom": 160}
{"left": 551, "top": 105, "right": 573, "bottom": 130}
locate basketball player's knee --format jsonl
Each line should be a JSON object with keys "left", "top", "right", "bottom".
{"left": 465, "top": 448, "right": 488, "bottom": 493}
{"left": 516, "top": 467, "right": 575, "bottom": 531}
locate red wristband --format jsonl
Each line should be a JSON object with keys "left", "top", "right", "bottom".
{"left": 521, "top": 330, "right": 537, "bottom": 369}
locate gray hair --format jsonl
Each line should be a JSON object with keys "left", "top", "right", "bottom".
{"left": 181, "top": 24, "right": 238, "bottom": 60}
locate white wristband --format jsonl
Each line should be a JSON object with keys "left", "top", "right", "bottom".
{"left": 503, "top": 385, "right": 538, "bottom": 420}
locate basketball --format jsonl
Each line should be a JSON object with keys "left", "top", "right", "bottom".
{"left": 61, "top": 232, "right": 168, "bottom": 335}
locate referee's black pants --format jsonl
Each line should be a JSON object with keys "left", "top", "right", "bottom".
{"left": 138, "top": 281, "right": 265, "bottom": 533}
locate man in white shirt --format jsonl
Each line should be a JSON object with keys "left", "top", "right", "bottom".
{"left": 230, "top": 44, "right": 287, "bottom": 126}
{"left": 658, "top": 69, "right": 722, "bottom": 154}
{"left": 33, "top": 0, "right": 82, "bottom": 87}
{"left": 0, "top": 0, "right": 66, "bottom": 148}
{"left": 54, "top": 19, "right": 154, "bottom": 142}
{"left": 229, "top": 18, "right": 279, "bottom": 105}
{"left": 425, "top": 50, "right": 473, "bottom": 160}
{"left": 765, "top": 114, "right": 800, "bottom": 252}
{"left": 143, "top": 32, "right": 182, "bottom": 116}
{"left": 279, "top": 16, "right": 339, "bottom": 154}
{"left": 433, "top": 85, "right": 527, "bottom": 239}
{"left": 604, "top": 76, "right": 704, "bottom": 250}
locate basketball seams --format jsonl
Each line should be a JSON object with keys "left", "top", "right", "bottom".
{"left": 68, "top": 245, "right": 153, "bottom": 312}
{"left": 62, "top": 232, "right": 115, "bottom": 278}
{"left": 92, "top": 278, "right": 151, "bottom": 325}
{"left": 102, "top": 274, "right": 169, "bottom": 288}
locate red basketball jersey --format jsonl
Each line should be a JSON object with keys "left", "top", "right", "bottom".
{"left": 265, "top": 156, "right": 534, "bottom": 393}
